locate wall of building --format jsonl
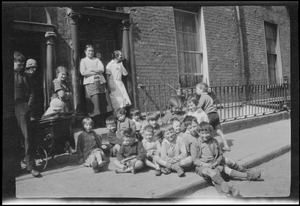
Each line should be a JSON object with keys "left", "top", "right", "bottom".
{"left": 128, "top": 5, "right": 291, "bottom": 111}
{"left": 129, "top": 6, "right": 179, "bottom": 110}
{"left": 203, "top": 6, "right": 243, "bottom": 86}
{"left": 54, "top": 7, "right": 73, "bottom": 70}
{"left": 242, "top": 6, "right": 290, "bottom": 83}
{"left": 129, "top": 6, "right": 178, "bottom": 81}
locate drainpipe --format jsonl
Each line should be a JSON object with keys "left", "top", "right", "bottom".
{"left": 122, "top": 18, "right": 138, "bottom": 108}
{"left": 129, "top": 19, "right": 138, "bottom": 108}
{"left": 236, "top": 6, "right": 245, "bottom": 85}
{"left": 67, "top": 8, "right": 83, "bottom": 114}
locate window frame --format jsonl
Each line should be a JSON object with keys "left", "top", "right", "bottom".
{"left": 174, "top": 8, "right": 202, "bottom": 88}
{"left": 264, "top": 21, "right": 281, "bottom": 84}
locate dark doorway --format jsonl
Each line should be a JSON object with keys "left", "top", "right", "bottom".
{"left": 78, "top": 15, "right": 123, "bottom": 114}
{"left": 12, "top": 30, "right": 46, "bottom": 118}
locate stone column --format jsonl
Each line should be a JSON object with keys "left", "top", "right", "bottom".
{"left": 122, "top": 19, "right": 137, "bottom": 107}
{"left": 45, "top": 31, "right": 57, "bottom": 109}
{"left": 67, "top": 8, "right": 83, "bottom": 114}
{"left": 122, "top": 19, "right": 130, "bottom": 63}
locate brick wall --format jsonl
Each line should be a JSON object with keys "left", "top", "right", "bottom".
{"left": 203, "top": 6, "right": 243, "bottom": 86}
{"left": 129, "top": 6, "right": 290, "bottom": 111}
{"left": 129, "top": 7, "right": 178, "bottom": 81}
{"left": 129, "top": 6, "right": 179, "bottom": 111}
{"left": 55, "top": 7, "right": 72, "bottom": 70}
{"left": 241, "top": 6, "right": 290, "bottom": 83}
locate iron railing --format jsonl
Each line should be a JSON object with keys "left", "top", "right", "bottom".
{"left": 137, "top": 79, "right": 290, "bottom": 122}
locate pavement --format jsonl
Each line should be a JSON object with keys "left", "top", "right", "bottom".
{"left": 15, "top": 111, "right": 291, "bottom": 199}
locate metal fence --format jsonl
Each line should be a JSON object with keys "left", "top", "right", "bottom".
{"left": 137, "top": 78, "right": 291, "bottom": 122}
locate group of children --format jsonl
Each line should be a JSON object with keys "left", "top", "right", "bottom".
{"left": 75, "top": 82, "right": 262, "bottom": 197}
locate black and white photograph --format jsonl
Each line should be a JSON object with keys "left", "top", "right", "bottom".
{"left": 2, "top": 1, "right": 299, "bottom": 205}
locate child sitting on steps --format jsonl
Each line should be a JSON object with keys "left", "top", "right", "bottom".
{"left": 77, "top": 117, "right": 107, "bottom": 173}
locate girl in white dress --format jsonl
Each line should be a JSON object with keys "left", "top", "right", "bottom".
{"left": 106, "top": 50, "right": 132, "bottom": 110}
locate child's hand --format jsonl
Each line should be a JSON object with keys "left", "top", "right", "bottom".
{"left": 211, "top": 162, "right": 219, "bottom": 169}
{"left": 203, "top": 163, "right": 213, "bottom": 168}
{"left": 120, "top": 164, "right": 127, "bottom": 170}
{"left": 173, "top": 157, "right": 181, "bottom": 162}
{"left": 196, "top": 108, "right": 202, "bottom": 114}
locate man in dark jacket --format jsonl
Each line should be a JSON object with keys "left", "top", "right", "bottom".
{"left": 14, "top": 51, "right": 40, "bottom": 177}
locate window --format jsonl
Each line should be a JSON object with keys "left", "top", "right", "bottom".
{"left": 264, "top": 22, "right": 278, "bottom": 84}
{"left": 174, "top": 9, "right": 202, "bottom": 88}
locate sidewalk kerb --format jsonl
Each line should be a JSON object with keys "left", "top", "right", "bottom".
{"left": 154, "top": 144, "right": 291, "bottom": 198}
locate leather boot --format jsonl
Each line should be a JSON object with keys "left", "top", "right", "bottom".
{"left": 232, "top": 163, "right": 246, "bottom": 172}
{"left": 211, "top": 173, "right": 226, "bottom": 186}
{"left": 171, "top": 163, "right": 185, "bottom": 177}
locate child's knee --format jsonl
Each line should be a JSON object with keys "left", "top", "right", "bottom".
{"left": 202, "top": 167, "right": 216, "bottom": 177}
{"left": 186, "top": 156, "right": 193, "bottom": 164}
{"left": 153, "top": 155, "right": 162, "bottom": 163}
{"left": 179, "top": 156, "right": 193, "bottom": 167}
{"left": 134, "top": 160, "right": 144, "bottom": 169}
{"left": 113, "top": 159, "right": 121, "bottom": 166}
{"left": 114, "top": 144, "right": 121, "bottom": 151}
{"left": 224, "top": 157, "right": 235, "bottom": 165}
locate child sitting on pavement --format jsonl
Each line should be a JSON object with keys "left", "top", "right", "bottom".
{"left": 141, "top": 125, "right": 165, "bottom": 176}
{"left": 195, "top": 82, "right": 230, "bottom": 151}
{"left": 186, "top": 96, "right": 209, "bottom": 124}
{"left": 141, "top": 112, "right": 162, "bottom": 143}
{"left": 181, "top": 116, "right": 200, "bottom": 157}
{"left": 105, "top": 115, "right": 123, "bottom": 157}
{"left": 158, "top": 123, "right": 193, "bottom": 177}
{"left": 77, "top": 117, "right": 107, "bottom": 173}
{"left": 114, "top": 128, "right": 147, "bottom": 174}
{"left": 130, "top": 108, "right": 144, "bottom": 133}
{"left": 191, "top": 121, "right": 262, "bottom": 197}
{"left": 130, "top": 108, "right": 145, "bottom": 141}
{"left": 115, "top": 107, "right": 136, "bottom": 137}
{"left": 161, "top": 96, "right": 187, "bottom": 124}
{"left": 169, "top": 117, "right": 185, "bottom": 139}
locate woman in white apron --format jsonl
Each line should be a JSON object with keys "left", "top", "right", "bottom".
{"left": 106, "top": 50, "right": 132, "bottom": 110}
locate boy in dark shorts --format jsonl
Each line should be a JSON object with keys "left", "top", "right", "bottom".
{"left": 195, "top": 82, "right": 230, "bottom": 151}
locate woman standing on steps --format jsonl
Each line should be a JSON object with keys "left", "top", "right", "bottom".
{"left": 80, "top": 44, "right": 113, "bottom": 128}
